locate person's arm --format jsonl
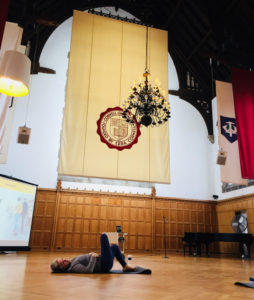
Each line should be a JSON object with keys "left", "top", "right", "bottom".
{"left": 69, "top": 254, "right": 97, "bottom": 273}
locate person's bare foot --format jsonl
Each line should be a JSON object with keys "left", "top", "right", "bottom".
{"left": 123, "top": 264, "right": 136, "bottom": 272}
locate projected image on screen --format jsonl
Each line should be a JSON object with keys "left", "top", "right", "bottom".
{"left": 0, "top": 175, "right": 37, "bottom": 247}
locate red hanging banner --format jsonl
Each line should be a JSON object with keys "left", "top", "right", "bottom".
{"left": 231, "top": 68, "right": 254, "bottom": 179}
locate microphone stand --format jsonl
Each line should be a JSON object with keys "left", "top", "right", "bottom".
{"left": 163, "top": 216, "right": 168, "bottom": 258}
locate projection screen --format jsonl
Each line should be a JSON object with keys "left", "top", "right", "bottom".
{"left": 0, "top": 175, "right": 37, "bottom": 251}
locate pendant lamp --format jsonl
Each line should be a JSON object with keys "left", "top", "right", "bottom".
{"left": 0, "top": 50, "right": 31, "bottom": 97}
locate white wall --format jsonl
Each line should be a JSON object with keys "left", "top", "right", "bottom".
{"left": 0, "top": 10, "right": 218, "bottom": 200}
{"left": 156, "top": 94, "right": 214, "bottom": 200}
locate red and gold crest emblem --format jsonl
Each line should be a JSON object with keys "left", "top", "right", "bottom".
{"left": 97, "top": 107, "right": 141, "bottom": 151}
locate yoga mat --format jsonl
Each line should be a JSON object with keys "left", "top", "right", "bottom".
{"left": 52, "top": 266, "right": 152, "bottom": 274}
{"left": 110, "top": 266, "right": 152, "bottom": 274}
{"left": 234, "top": 281, "right": 254, "bottom": 289}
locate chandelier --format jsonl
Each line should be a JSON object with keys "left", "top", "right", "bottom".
{"left": 122, "top": 27, "right": 171, "bottom": 127}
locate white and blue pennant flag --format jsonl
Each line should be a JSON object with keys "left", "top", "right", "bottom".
{"left": 216, "top": 81, "right": 247, "bottom": 185}
{"left": 220, "top": 116, "right": 237, "bottom": 143}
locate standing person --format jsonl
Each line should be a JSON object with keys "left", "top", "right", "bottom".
{"left": 51, "top": 233, "right": 136, "bottom": 273}
{"left": 21, "top": 199, "right": 28, "bottom": 233}
{"left": 13, "top": 198, "right": 22, "bottom": 235}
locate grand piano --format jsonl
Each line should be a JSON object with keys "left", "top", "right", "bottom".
{"left": 182, "top": 232, "right": 253, "bottom": 258}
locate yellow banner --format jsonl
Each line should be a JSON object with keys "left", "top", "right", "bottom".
{"left": 58, "top": 11, "right": 170, "bottom": 184}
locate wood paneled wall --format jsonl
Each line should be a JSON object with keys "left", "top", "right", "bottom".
{"left": 30, "top": 187, "right": 254, "bottom": 255}
{"left": 155, "top": 199, "right": 217, "bottom": 252}
{"left": 29, "top": 190, "right": 57, "bottom": 250}
{"left": 54, "top": 192, "right": 152, "bottom": 252}
{"left": 29, "top": 186, "right": 217, "bottom": 253}
{"left": 217, "top": 194, "right": 254, "bottom": 256}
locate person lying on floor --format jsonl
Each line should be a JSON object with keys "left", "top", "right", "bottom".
{"left": 50, "top": 233, "right": 136, "bottom": 273}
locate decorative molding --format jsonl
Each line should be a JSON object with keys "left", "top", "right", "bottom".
{"left": 37, "top": 185, "right": 254, "bottom": 204}
{"left": 217, "top": 194, "right": 254, "bottom": 203}
{"left": 38, "top": 185, "right": 216, "bottom": 203}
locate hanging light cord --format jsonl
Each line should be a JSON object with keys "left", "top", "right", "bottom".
{"left": 24, "top": 24, "right": 39, "bottom": 126}
{"left": 145, "top": 26, "right": 148, "bottom": 71}
{"left": 209, "top": 57, "right": 215, "bottom": 98}
{"left": 24, "top": 78, "right": 32, "bottom": 127}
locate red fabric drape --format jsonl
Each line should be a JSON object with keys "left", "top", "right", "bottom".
{"left": 0, "top": 0, "right": 10, "bottom": 49}
{"left": 231, "top": 68, "right": 254, "bottom": 179}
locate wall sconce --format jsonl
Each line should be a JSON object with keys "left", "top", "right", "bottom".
{"left": 0, "top": 50, "right": 31, "bottom": 97}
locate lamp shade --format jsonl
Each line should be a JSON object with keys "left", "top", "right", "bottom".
{"left": 0, "top": 50, "right": 31, "bottom": 97}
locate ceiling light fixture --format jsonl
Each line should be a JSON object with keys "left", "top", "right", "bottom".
{"left": 0, "top": 50, "right": 31, "bottom": 97}
{"left": 122, "top": 26, "right": 170, "bottom": 127}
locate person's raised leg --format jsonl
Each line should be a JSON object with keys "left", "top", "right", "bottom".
{"left": 100, "top": 234, "right": 136, "bottom": 272}
{"left": 110, "top": 244, "right": 126, "bottom": 267}
{"left": 110, "top": 244, "right": 136, "bottom": 272}
{"left": 100, "top": 234, "right": 114, "bottom": 272}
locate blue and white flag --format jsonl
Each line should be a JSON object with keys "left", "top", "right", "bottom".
{"left": 216, "top": 81, "right": 247, "bottom": 185}
{"left": 220, "top": 116, "right": 237, "bottom": 143}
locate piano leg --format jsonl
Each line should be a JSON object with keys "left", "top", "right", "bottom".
{"left": 188, "top": 242, "right": 193, "bottom": 256}
{"left": 205, "top": 243, "right": 210, "bottom": 257}
{"left": 196, "top": 242, "right": 201, "bottom": 256}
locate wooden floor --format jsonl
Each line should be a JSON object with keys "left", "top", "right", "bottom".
{"left": 0, "top": 251, "right": 254, "bottom": 299}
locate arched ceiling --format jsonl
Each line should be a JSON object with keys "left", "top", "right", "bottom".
{"left": 6, "top": 0, "right": 254, "bottom": 136}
